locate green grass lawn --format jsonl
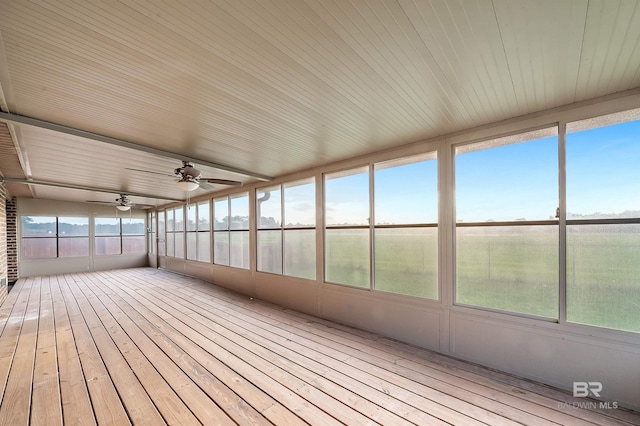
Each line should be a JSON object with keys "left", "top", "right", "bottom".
{"left": 457, "top": 225, "right": 640, "bottom": 332}
{"left": 456, "top": 226, "right": 559, "bottom": 318}
{"left": 325, "top": 229, "right": 439, "bottom": 298}
{"left": 565, "top": 227, "right": 640, "bottom": 332}
{"left": 374, "top": 228, "right": 438, "bottom": 299}
{"left": 324, "top": 225, "right": 639, "bottom": 333}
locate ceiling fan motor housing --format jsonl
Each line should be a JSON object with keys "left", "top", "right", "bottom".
{"left": 176, "top": 164, "right": 201, "bottom": 179}
{"left": 116, "top": 195, "right": 132, "bottom": 206}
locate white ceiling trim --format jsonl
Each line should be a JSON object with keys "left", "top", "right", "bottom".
{"left": 0, "top": 111, "right": 274, "bottom": 181}
{"left": 1, "top": 177, "right": 183, "bottom": 202}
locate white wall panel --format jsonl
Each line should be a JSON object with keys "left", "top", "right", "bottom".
{"left": 19, "top": 258, "right": 91, "bottom": 277}
{"left": 450, "top": 312, "right": 640, "bottom": 411}
{"left": 211, "top": 264, "right": 254, "bottom": 296}
{"left": 184, "top": 260, "right": 214, "bottom": 282}
{"left": 254, "top": 272, "right": 320, "bottom": 317}
{"left": 93, "top": 254, "right": 147, "bottom": 272}
{"left": 318, "top": 284, "right": 443, "bottom": 352}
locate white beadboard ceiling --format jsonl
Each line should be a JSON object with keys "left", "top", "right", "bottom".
{"left": 0, "top": 0, "right": 639, "bottom": 206}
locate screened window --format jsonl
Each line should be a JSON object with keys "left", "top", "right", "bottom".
{"left": 284, "top": 179, "right": 316, "bottom": 279}
{"left": 166, "top": 206, "right": 184, "bottom": 258}
{"left": 58, "top": 217, "right": 89, "bottom": 257}
{"left": 95, "top": 217, "right": 146, "bottom": 255}
{"left": 213, "top": 197, "right": 229, "bottom": 265}
{"left": 21, "top": 216, "right": 57, "bottom": 258}
{"left": 186, "top": 204, "right": 197, "bottom": 260}
{"left": 158, "top": 210, "right": 166, "bottom": 256}
{"left": 122, "top": 218, "right": 146, "bottom": 254}
{"left": 186, "top": 201, "right": 211, "bottom": 263}
{"left": 455, "top": 128, "right": 559, "bottom": 318}
{"left": 257, "top": 185, "right": 282, "bottom": 274}
{"left": 174, "top": 206, "right": 184, "bottom": 258}
{"left": 566, "top": 112, "right": 640, "bottom": 333}
{"left": 148, "top": 211, "right": 156, "bottom": 255}
{"left": 21, "top": 216, "right": 89, "bottom": 259}
{"left": 257, "top": 178, "right": 316, "bottom": 279}
{"left": 213, "top": 193, "right": 249, "bottom": 269}
{"left": 95, "top": 217, "right": 122, "bottom": 255}
{"left": 325, "top": 167, "right": 370, "bottom": 288}
{"left": 165, "top": 208, "right": 175, "bottom": 257}
{"left": 374, "top": 154, "right": 438, "bottom": 298}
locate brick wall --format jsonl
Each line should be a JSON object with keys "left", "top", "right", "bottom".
{"left": 6, "top": 197, "right": 17, "bottom": 283}
{"left": 0, "top": 185, "right": 8, "bottom": 305}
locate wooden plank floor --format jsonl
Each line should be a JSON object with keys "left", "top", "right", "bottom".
{"left": 0, "top": 269, "right": 638, "bottom": 425}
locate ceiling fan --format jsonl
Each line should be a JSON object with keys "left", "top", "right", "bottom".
{"left": 126, "top": 161, "right": 243, "bottom": 191}
{"left": 86, "top": 194, "right": 155, "bottom": 211}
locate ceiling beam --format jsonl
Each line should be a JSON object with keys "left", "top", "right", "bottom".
{"left": 0, "top": 111, "right": 273, "bottom": 181}
{"left": 0, "top": 32, "right": 15, "bottom": 112}
{"left": 1, "top": 177, "right": 184, "bottom": 202}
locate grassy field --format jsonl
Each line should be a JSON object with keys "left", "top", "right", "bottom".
{"left": 257, "top": 230, "right": 317, "bottom": 280}
{"left": 456, "top": 226, "right": 559, "bottom": 318}
{"left": 325, "top": 229, "right": 370, "bottom": 288}
{"left": 565, "top": 227, "right": 640, "bottom": 332}
{"left": 457, "top": 226, "right": 639, "bottom": 332}
{"left": 325, "top": 229, "right": 438, "bottom": 298}
{"left": 220, "top": 224, "right": 639, "bottom": 333}
{"left": 373, "top": 229, "right": 438, "bottom": 299}
{"left": 324, "top": 225, "right": 639, "bottom": 333}
{"left": 283, "top": 230, "right": 316, "bottom": 280}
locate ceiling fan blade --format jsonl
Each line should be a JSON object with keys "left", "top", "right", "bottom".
{"left": 86, "top": 200, "right": 117, "bottom": 205}
{"left": 125, "top": 167, "right": 177, "bottom": 178}
{"left": 131, "top": 203, "right": 156, "bottom": 209}
{"left": 200, "top": 178, "right": 243, "bottom": 186}
{"left": 198, "top": 181, "right": 214, "bottom": 190}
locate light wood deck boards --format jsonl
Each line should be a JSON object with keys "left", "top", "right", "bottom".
{"left": 0, "top": 268, "right": 637, "bottom": 425}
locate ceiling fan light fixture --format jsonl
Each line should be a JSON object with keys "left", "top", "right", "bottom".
{"left": 116, "top": 204, "right": 131, "bottom": 211}
{"left": 176, "top": 179, "right": 199, "bottom": 191}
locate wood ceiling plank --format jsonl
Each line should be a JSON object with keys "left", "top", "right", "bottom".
{"left": 575, "top": 0, "right": 640, "bottom": 101}
{"left": 494, "top": 0, "right": 588, "bottom": 113}
{"left": 1, "top": 2, "right": 357, "bottom": 143}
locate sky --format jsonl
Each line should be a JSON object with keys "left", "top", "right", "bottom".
{"left": 325, "top": 171, "right": 369, "bottom": 225}
{"left": 455, "top": 135, "right": 558, "bottom": 222}
{"left": 374, "top": 160, "right": 437, "bottom": 224}
{"left": 457, "top": 119, "right": 640, "bottom": 221}
{"left": 24, "top": 216, "right": 89, "bottom": 225}
{"left": 327, "top": 118, "right": 639, "bottom": 224}
{"left": 566, "top": 120, "right": 640, "bottom": 217}
{"left": 458, "top": 119, "right": 640, "bottom": 221}
{"left": 324, "top": 158, "right": 438, "bottom": 226}
{"left": 256, "top": 181, "right": 316, "bottom": 227}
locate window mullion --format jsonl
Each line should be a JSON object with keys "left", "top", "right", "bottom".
{"left": 558, "top": 121, "right": 567, "bottom": 324}
{"left": 280, "top": 184, "right": 285, "bottom": 275}
{"left": 56, "top": 217, "right": 60, "bottom": 258}
{"left": 369, "top": 164, "right": 375, "bottom": 291}
{"left": 228, "top": 197, "right": 232, "bottom": 262}
{"left": 195, "top": 204, "right": 199, "bottom": 260}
